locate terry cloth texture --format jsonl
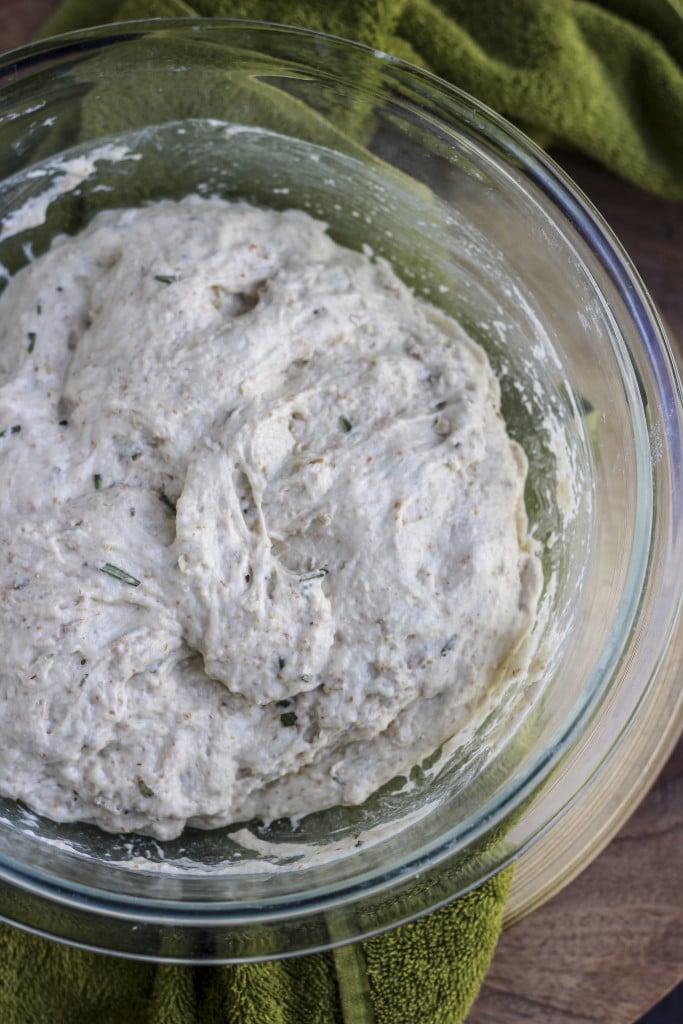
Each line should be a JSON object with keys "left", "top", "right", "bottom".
{"left": 0, "top": 868, "right": 512, "bottom": 1023}
{"left": 36, "top": 0, "right": 683, "bottom": 199}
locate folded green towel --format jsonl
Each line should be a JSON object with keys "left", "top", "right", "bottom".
{"left": 37, "top": 0, "right": 683, "bottom": 199}
{"left": 0, "top": 867, "right": 511, "bottom": 1023}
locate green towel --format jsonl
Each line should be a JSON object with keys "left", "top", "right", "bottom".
{"left": 0, "top": 866, "right": 511, "bottom": 1023}
{"left": 0, "top": 2, "right": 679, "bottom": 1023}
{"left": 36, "top": 0, "right": 683, "bottom": 199}
{"left": 0, "top": 868, "right": 512, "bottom": 1023}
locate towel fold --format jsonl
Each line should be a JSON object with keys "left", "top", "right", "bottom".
{"left": 37, "top": 0, "right": 683, "bottom": 199}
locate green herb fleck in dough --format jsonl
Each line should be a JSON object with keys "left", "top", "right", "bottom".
{"left": 159, "top": 491, "right": 176, "bottom": 515}
{"left": 440, "top": 634, "right": 458, "bottom": 656}
{"left": 99, "top": 563, "right": 141, "bottom": 587}
{"left": 299, "top": 568, "right": 328, "bottom": 582}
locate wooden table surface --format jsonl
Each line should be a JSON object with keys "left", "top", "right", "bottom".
{"left": 1, "top": 4, "right": 682, "bottom": 1022}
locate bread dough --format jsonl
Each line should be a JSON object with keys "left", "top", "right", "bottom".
{"left": 0, "top": 196, "right": 541, "bottom": 839}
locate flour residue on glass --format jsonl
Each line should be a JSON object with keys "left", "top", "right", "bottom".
{"left": 0, "top": 143, "right": 140, "bottom": 243}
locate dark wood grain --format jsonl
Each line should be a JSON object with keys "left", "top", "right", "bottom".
{"left": 553, "top": 151, "right": 683, "bottom": 337}
{"left": 0, "top": 0, "right": 59, "bottom": 52}
{"left": 469, "top": 747, "right": 683, "bottom": 1023}
{"left": 1, "top": 4, "right": 682, "bottom": 1022}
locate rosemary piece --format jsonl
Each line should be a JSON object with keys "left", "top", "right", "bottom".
{"left": 10, "top": 425, "right": 20, "bottom": 434}
{"left": 36, "top": 301, "right": 42, "bottom": 315}
{"left": 440, "top": 634, "right": 458, "bottom": 656}
{"left": 278, "top": 656, "right": 286, "bottom": 670}
{"left": 27, "top": 332, "right": 36, "bottom": 353}
{"left": 137, "top": 779, "right": 154, "bottom": 798}
{"left": 159, "top": 491, "right": 177, "bottom": 515}
{"left": 339, "top": 415, "right": 353, "bottom": 433}
{"left": 93, "top": 474, "right": 102, "bottom": 491}
{"left": 100, "top": 562, "right": 141, "bottom": 587}
{"left": 154, "top": 274, "right": 176, "bottom": 285}
{"left": 299, "top": 568, "right": 328, "bottom": 582}
{"left": 280, "top": 711, "right": 298, "bottom": 727}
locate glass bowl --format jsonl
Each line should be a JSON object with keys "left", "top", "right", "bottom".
{"left": 0, "top": 20, "right": 681, "bottom": 961}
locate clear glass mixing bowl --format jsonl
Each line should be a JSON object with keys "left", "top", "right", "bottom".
{"left": 0, "top": 20, "right": 681, "bottom": 961}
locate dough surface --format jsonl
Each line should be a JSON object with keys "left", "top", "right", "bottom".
{"left": 0, "top": 197, "right": 541, "bottom": 838}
